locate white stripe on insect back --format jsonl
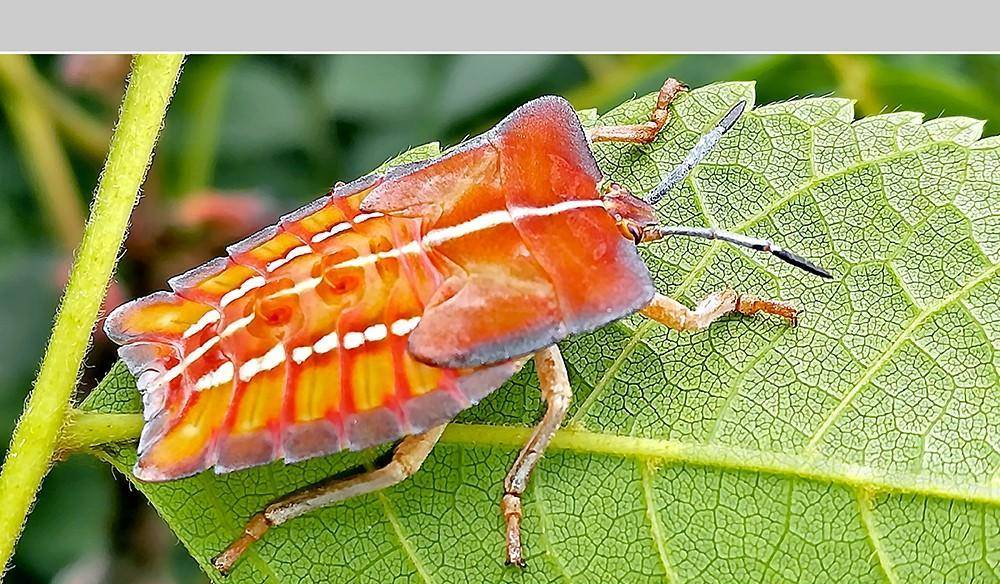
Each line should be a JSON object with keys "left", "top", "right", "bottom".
{"left": 144, "top": 314, "right": 253, "bottom": 390}
{"left": 195, "top": 362, "right": 235, "bottom": 391}
{"left": 148, "top": 335, "right": 220, "bottom": 389}
{"left": 311, "top": 222, "right": 352, "bottom": 243}
{"left": 182, "top": 309, "right": 221, "bottom": 338}
{"left": 282, "top": 316, "right": 422, "bottom": 369}
{"left": 155, "top": 198, "right": 605, "bottom": 389}
{"left": 265, "top": 245, "right": 312, "bottom": 272}
{"left": 272, "top": 212, "right": 385, "bottom": 270}
{"left": 271, "top": 199, "right": 608, "bottom": 300}
{"left": 390, "top": 316, "right": 421, "bottom": 336}
{"left": 342, "top": 331, "right": 365, "bottom": 350}
{"left": 238, "top": 344, "right": 286, "bottom": 382}
{"left": 363, "top": 323, "right": 388, "bottom": 342}
{"left": 193, "top": 316, "right": 424, "bottom": 388}
{"left": 422, "top": 199, "right": 605, "bottom": 246}
{"left": 313, "top": 331, "right": 339, "bottom": 354}
{"left": 310, "top": 212, "right": 382, "bottom": 243}
{"left": 352, "top": 212, "right": 384, "bottom": 224}
{"left": 219, "top": 275, "right": 266, "bottom": 307}
{"left": 188, "top": 343, "right": 282, "bottom": 392}
{"left": 268, "top": 240, "right": 423, "bottom": 300}
{"left": 209, "top": 316, "right": 420, "bottom": 391}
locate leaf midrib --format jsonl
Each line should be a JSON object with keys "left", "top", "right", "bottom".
{"left": 439, "top": 424, "right": 1000, "bottom": 507}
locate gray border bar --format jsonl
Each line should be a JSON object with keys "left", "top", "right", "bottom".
{"left": 1, "top": 0, "right": 997, "bottom": 52}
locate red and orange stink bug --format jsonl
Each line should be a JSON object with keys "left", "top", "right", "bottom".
{"left": 104, "top": 79, "right": 831, "bottom": 574}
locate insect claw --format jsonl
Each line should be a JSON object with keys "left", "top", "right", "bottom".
{"left": 735, "top": 294, "right": 801, "bottom": 327}
{"left": 211, "top": 513, "right": 271, "bottom": 575}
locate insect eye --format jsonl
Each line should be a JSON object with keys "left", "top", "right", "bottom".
{"left": 615, "top": 221, "right": 631, "bottom": 240}
{"left": 616, "top": 221, "right": 643, "bottom": 244}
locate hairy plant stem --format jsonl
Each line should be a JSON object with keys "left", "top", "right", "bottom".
{"left": 0, "top": 54, "right": 183, "bottom": 572}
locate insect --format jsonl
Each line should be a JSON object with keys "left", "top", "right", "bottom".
{"left": 104, "top": 78, "right": 832, "bottom": 575}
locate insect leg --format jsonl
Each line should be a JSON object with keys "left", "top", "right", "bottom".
{"left": 585, "top": 78, "right": 687, "bottom": 144}
{"left": 502, "top": 344, "right": 572, "bottom": 567}
{"left": 211, "top": 424, "right": 447, "bottom": 576}
{"left": 640, "top": 290, "right": 800, "bottom": 331}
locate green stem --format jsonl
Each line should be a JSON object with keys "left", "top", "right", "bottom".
{"left": 58, "top": 411, "right": 145, "bottom": 453}
{"left": 0, "top": 55, "right": 86, "bottom": 250}
{"left": 174, "top": 55, "right": 236, "bottom": 195}
{"left": 0, "top": 54, "right": 183, "bottom": 571}
{"left": 0, "top": 54, "right": 111, "bottom": 161}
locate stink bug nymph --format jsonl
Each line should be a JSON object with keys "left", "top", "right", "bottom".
{"left": 104, "top": 79, "right": 832, "bottom": 574}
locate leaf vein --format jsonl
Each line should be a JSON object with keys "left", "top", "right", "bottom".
{"left": 205, "top": 478, "right": 281, "bottom": 583}
{"left": 569, "top": 319, "right": 658, "bottom": 425}
{"left": 730, "top": 139, "right": 963, "bottom": 235}
{"left": 805, "top": 262, "right": 999, "bottom": 452}
{"left": 533, "top": 470, "right": 575, "bottom": 584}
{"left": 856, "top": 488, "right": 900, "bottom": 584}
{"left": 704, "top": 329, "right": 790, "bottom": 443}
{"left": 639, "top": 460, "right": 680, "bottom": 583}
{"left": 377, "top": 492, "right": 436, "bottom": 584}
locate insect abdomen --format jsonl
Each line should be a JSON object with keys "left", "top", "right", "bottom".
{"left": 107, "top": 181, "right": 520, "bottom": 480}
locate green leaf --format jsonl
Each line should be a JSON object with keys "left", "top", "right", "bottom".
{"left": 83, "top": 81, "right": 1000, "bottom": 583}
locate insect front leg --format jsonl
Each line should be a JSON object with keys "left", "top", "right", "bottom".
{"left": 502, "top": 344, "right": 572, "bottom": 567}
{"left": 585, "top": 78, "right": 687, "bottom": 144}
{"left": 640, "top": 290, "right": 800, "bottom": 331}
{"left": 211, "top": 424, "right": 447, "bottom": 576}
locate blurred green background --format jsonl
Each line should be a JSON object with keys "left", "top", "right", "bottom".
{"left": 0, "top": 54, "right": 997, "bottom": 583}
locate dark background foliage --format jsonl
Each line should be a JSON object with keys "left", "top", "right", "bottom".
{"left": 1, "top": 54, "right": 997, "bottom": 583}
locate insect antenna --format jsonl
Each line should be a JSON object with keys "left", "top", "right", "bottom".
{"left": 651, "top": 226, "right": 833, "bottom": 279}
{"left": 645, "top": 100, "right": 746, "bottom": 205}
{"left": 638, "top": 99, "right": 832, "bottom": 279}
